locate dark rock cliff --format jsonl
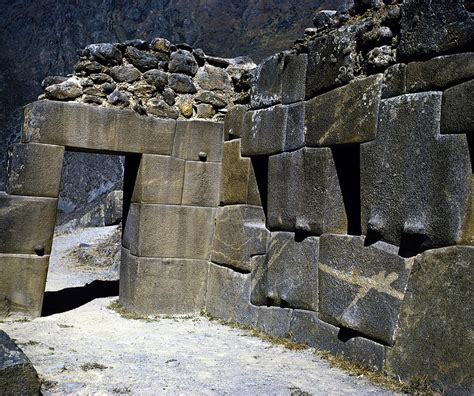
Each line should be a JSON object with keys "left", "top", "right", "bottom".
{"left": 0, "top": 0, "right": 350, "bottom": 223}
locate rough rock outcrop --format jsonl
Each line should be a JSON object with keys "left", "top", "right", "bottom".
{"left": 0, "top": 330, "right": 40, "bottom": 393}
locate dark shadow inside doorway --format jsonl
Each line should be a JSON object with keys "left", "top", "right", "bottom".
{"left": 41, "top": 280, "right": 119, "bottom": 317}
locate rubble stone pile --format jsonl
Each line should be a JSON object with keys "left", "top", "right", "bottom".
{"left": 40, "top": 38, "right": 255, "bottom": 121}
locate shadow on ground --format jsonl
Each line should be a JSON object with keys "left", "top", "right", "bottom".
{"left": 42, "top": 280, "right": 119, "bottom": 317}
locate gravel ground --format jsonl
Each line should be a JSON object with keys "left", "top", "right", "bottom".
{"left": 0, "top": 227, "right": 395, "bottom": 395}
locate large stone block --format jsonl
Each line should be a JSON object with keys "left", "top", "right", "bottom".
{"left": 119, "top": 248, "right": 208, "bottom": 315}
{"left": 0, "top": 330, "right": 40, "bottom": 394}
{"left": 284, "top": 102, "right": 305, "bottom": 151}
{"left": 205, "top": 262, "right": 258, "bottom": 327}
{"left": 123, "top": 203, "right": 216, "bottom": 259}
{"left": 251, "top": 232, "right": 319, "bottom": 311}
{"left": 399, "top": 0, "right": 474, "bottom": 59}
{"left": 250, "top": 54, "right": 283, "bottom": 109}
{"left": 255, "top": 306, "right": 292, "bottom": 339}
{"left": 281, "top": 53, "right": 307, "bottom": 104}
{"left": 220, "top": 139, "right": 261, "bottom": 205}
{"left": 211, "top": 205, "right": 269, "bottom": 272}
{"left": 385, "top": 246, "right": 474, "bottom": 394}
{"left": 441, "top": 79, "right": 474, "bottom": 135}
{"left": 7, "top": 143, "right": 64, "bottom": 198}
{"left": 241, "top": 105, "right": 287, "bottom": 156}
{"left": 319, "top": 235, "right": 413, "bottom": 346}
{"left": 406, "top": 53, "right": 474, "bottom": 93}
{"left": 224, "top": 105, "right": 246, "bottom": 140}
{"left": 267, "top": 148, "right": 347, "bottom": 235}
{"left": 381, "top": 63, "right": 406, "bottom": 99}
{"left": 182, "top": 161, "right": 221, "bottom": 207}
{"left": 172, "top": 120, "right": 224, "bottom": 162}
{"left": 0, "top": 254, "right": 49, "bottom": 318}
{"left": 22, "top": 100, "right": 176, "bottom": 154}
{"left": 131, "top": 154, "right": 185, "bottom": 204}
{"left": 361, "top": 93, "right": 472, "bottom": 249}
{"left": 0, "top": 193, "right": 57, "bottom": 255}
{"left": 305, "top": 21, "right": 369, "bottom": 99}
{"left": 290, "top": 310, "right": 385, "bottom": 369}
{"left": 305, "top": 74, "right": 382, "bottom": 146}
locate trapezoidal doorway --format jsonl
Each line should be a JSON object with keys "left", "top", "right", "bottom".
{"left": 0, "top": 100, "right": 224, "bottom": 318}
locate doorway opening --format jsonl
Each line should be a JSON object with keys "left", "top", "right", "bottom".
{"left": 41, "top": 151, "right": 126, "bottom": 316}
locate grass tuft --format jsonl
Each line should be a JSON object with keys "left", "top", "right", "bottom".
{"left": 107, "top": 300, "right": 158, "bottom": 322}
{"left": 316, "top": 351, "right": 434, "bottom": 394}
{"left": 202, "top": 313, "right": 307, "bottom": 351}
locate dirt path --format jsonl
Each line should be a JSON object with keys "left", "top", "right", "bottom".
{"left": 0, "top": 227, "right": 395, "bottom": 395}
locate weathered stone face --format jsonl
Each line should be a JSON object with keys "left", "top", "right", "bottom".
{"left": 255, "top": 306, "right": 292, "bottom": 338}
{"left": 305, "top": 22, "right": 365, "bottom": 99}
{"left": 385, "top": 246, "right": 474, "bottom": 394}
{"left": 406, "top": 53, "right": 474, "bottom": 93}
{"left": 169, "top": 50, "right": 199, "bottom": 76}
{"left": 224, "top": 105, "right": 246, "bottom": 139}
{"left": 381, "top": 63, "right": 406, "bottom": 99}
{"left": 0, "top": 254, "right": 49, "bottom": 318}
{"left": 361, "top": 92, "right": 472, "bottom": 250}
{"left": 281, "top": 53, "right": 307, "bottom": 105}
{"left": 119, "top": 248, "right": 208, "bottom": 315}
{"left": 131, "top": 154, "right": 185, "bottom": 204}
{"left": 0, "top": 330, "right": 40, "bottom": 393}
{"left": 182, "top": 161, "right": 222, "bottom": 207}
{"left": 241, "top": 105, "right": 287, "bottom": 156}
{"left": 23, "top": 101, "right": 176, "bottom": 155}
{"left": 125, "top": 46, "right": 159, "bottom": 71}
{"left": 172, "top": 120, "right": 224, "bottom": 162}
{"left": 290, "top": 310, "right": 385, "bottom": 370}
{"left": 110, "top": 65, "right": 141, "bottom": 83}
{"left": 85, "top": 43, "right": 122, "bottom": 65}
{"left": 45, "top": 78, "right": 83, "bottom": 100}
{"left": 284, "top": 102, "right": 305, "bottom": 151}
{"left": 251, "top": 232, "right": 319, "bottom": 311}
{"left": 211, "top": 205, "right": 269, "bottom": 272}
{"left": 441, "top": 79, "right": 474, "bottom": 135}
{"left": 318, "top": 234, "right": 413, "bottom": 346}
{"left": 267, "top": 147, "right": 347, "bottom": 235}
{"left": 195, "top": 64, "right": 233, "bottom": 92}
{"left": 7, "top": 143, "right": 64, "bottom": 198}
{"left": 205, "top": 263, "right": 258, "bottom": 327}
{"left": 147, "top": 99, "right": 179, "bottom": 119}
{"left": 305, "top": 74, "right": 383, "bottom": 146}
{"left": 168, "top": 73, "right": 198, "bottom": 94}
{"left": 143, "top": 69, "right": 169, "bottom": 91}
{"left": 398, "top": 0, "right": 474, "bottom": 59}
{"left": 123, "top": 203, "right": 216, "bottom": 259}
{"left": 250, "top": 54, "right": 283, "bottom": 109}
{"left": 220, "top": 139, "right": 261, "bottom": 206}
{"left": 0, "top": 193, "right": 57, "bottom": 255}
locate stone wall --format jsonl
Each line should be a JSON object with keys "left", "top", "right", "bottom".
{"left": 211, "top": 1, "right": 472, "bottom": 392}
{"left": 0, "top": 0, "right": 473, "bottom": 393}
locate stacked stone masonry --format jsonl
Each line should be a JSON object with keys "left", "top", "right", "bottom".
{"left": 0, "top": 1, "right": 473, "bottom": 393}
